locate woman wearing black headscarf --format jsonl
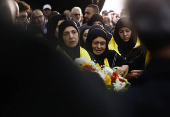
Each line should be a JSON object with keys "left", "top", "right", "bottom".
{"left": 79, "top": 25, "right": 91, "bottom": 48}
{"left": 113, "top": 17, "right": 145, "bottom": 81}
{"left": 87, "top": 14, "right": 121, "bottom": 55}
{"left": 45, "top": 14, "right": 67, "bottom": 49}
{"left": 57, "top": 20, "right": 94, "bottom": 61}
{"left": 113, "top": 17, "right": 142, "bottom": 60}
{"left": 86, "top": 25, "right": 130, "bottom": 77}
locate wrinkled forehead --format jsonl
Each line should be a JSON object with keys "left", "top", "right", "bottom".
{"left": 33, "top": 10, "right": 43, "bottom": 16}
{"left": 73, "top": 9, "right": 81, "bottom": 14}
{"left": 63, "top": 26, "right": 77, "bottom": 33}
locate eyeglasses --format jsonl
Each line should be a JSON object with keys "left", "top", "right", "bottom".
{"left": 92, "top": 41, "right": 106, "bottom": 47}
{"left": 32, "top": 15, "right": 43, "bottom": 19}
{"left": 16, "top": 16, "right": 30, "bottom": 22}
{"left": 73, "top": 14, "right": 80, "bottom": 16}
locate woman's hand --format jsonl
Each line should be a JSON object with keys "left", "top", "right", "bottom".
{"left": 125, "top": 70, "right": 143, "bottom": 80}
{"left": 116, "top": 65, "right": 129, "bottom": 78}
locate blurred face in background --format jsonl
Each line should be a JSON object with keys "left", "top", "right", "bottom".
{"left": 103, "top": 16, "right": 111, "bottom": 27}
{"left": 43, "top": 8, "right": 51, "bottom": 18}
{"left": 112, "top": 13, "right": 120, "bottom": 24}
{"left": 119, "top": 27, "right": 132, "bottom": 42}
{"left": 16, "top": 11, "right": 29, "bottom": 29}
{"left": 83, "top": 29, "right": 89, "bottom": 43}
{"left": 31, "top": 10, "right": 45, "bottom": 29}
{"left": 55, "top": 20, "right": 64, "bottom": 38}
{"left": 93, "top": 21, "right": 103, "bottom": 27}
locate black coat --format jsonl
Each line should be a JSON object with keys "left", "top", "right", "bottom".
{"left": 110, "top": 58, "right": 170, "bottom": 117}
{"left": 1, "top": 24, "right": 114, "bottom": 117}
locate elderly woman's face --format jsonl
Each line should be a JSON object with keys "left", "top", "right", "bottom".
{"left": 92, "top": 37, "right": 106, "bottom": 55}
{"left": 63, "top": 26, "right": 79, "bottom": 48}
{"left": 119, "top": 27, "right": 132, "bottom": 42}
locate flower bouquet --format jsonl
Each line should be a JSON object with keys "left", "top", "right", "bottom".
{"left": 74, "top": 58, "right": 131, "bottom": 92}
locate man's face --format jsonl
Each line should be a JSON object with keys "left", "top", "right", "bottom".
{"left": 32, "top": 11, "right": 45, "bottom": 28}
{"left": 16, "top": 11, "right": 29, "bottom": 29}
{"left": 43, "top": 8, "right": 51, "bottom": 18}
{"left": 103, "top": 17, "right": 110, "bottom": 26}
{"left": 63, "top": 26, "right": 79, "bottom": 48}
{"left": 84, "top": 7, "right": 94, "bottom": 22}
{"left": 112, "top": 13, "right": 120, "bottom": 24}
{"left": 72, "top": 9, "right": 81, "bottom": 23}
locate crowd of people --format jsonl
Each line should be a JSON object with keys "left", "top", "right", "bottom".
{"left": 13, "top": 0, "right": 146, "bottom": 82}
{"left": 1, "top": 0, "right": 170, "bottom": 116}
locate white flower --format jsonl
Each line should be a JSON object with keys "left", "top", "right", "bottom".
{"left": 103, "top": 66, "right": 113, "bottom": 77}
{"left": 113, "top": 79, "right": 126, "bottom": 91}
{"left": 74, "top": 58, "right": 88, "bottom": 65}
{"left": 95, "top": 70, "right": 105, "bottom": 81}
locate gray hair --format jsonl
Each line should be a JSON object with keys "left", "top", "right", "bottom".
{"left": 31, "top": 9, "right": 43, "bottom": 19}
{"left": 71, "top": 7, "right": 82, "bottom": 14}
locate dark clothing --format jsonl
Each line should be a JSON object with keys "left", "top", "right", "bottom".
{"left": 94, "top": 50, "right": 126, "bottom": 68}
{"left": 112, "top": 58, "right": 170, "bottom": 117}
{"left": 105, "top": 24, "right": 113, "bottom": 34}
{"left": 113, "top": 17, "right": 145, "bottom": 70}
{"left": 125, "top": 46, "right": 145, "bottom": 70}
{"left": 86, "top": 25, "right": 129, "bottom": 68}
{"left": 79, "top": 25, "right": 91, "bottom": 48}
{"left": 58, "top": 20, "right": 80, "bottom": 61}
{"left": 58, "top": 20, "right": 94, "bottom": 61}
{"left": 1, "top": 24, "right": 114, "bottom": 117}
{"left": 45, "top": 14, "right": 67, "bottom": 49}
{"left": 113, "top": 17, "right": 137, "bottom": 58}
{"left": 79, "top": 23, "right": 113, "bottom": 39}
{"left": 78, "top": 23, "right": 88, "bottom": 33}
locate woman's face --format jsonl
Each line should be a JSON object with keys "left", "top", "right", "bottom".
{"left": 92, "top": 37, "right": 106, "bottom": 55}
{"left": 119, "top": 27, "right": 132, "bottom": 42}
{"left": 55, "top": 20, "right": 64, "bottom": 38}
{"left": 63, "top": 26, "right": 79, "bottom": 48}
{"left": 82, "top": 29, "right": 89, "bottom": 43}
{"left": 93, "top": 21, "right": 103, "bottom": 27}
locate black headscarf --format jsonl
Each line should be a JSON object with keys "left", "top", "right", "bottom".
{"left": 113, "top": 17, "right": 137, "bottom": 58}
{"left": 86, "top": 25, "right": 118, "bottom": 66}
{"left": 46, "top": 14, "right": 67, "bottom": 49}
{"left": 87, "top": 14, "right": 105, "bottom": 26}
{"left": 58, "top": 20, "right": 80, "bottom": 61}
{"left": 87, "top": 14, "right": 107, "bottom": 30}
{"left": 79, "top": 25, "right": 91, "bottom": 48}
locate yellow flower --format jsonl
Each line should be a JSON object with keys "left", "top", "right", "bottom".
{"left": 82, "top": 62, "right": 87, "bottom": 66}
{"left": 96, "top": 63, "right": 101, "bottom": 70}
{"left": 105, "top": 74, "right": 111, "bottom": 85}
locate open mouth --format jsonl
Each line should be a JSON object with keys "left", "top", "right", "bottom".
{"left": 96, "top": 50, "right": 101, "bottom": 53}
{"left": 69, "top": 41, "right": 75, "bottom": 44}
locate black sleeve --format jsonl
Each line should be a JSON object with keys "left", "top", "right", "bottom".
{"left": 2, "top": 25, "right": 114, "bottom": 117}
{"left": 114, "top": 53, "right": 127, "bottom": 67}
{"left": 126, "top": 52, "right": 146, "bottom": 71}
